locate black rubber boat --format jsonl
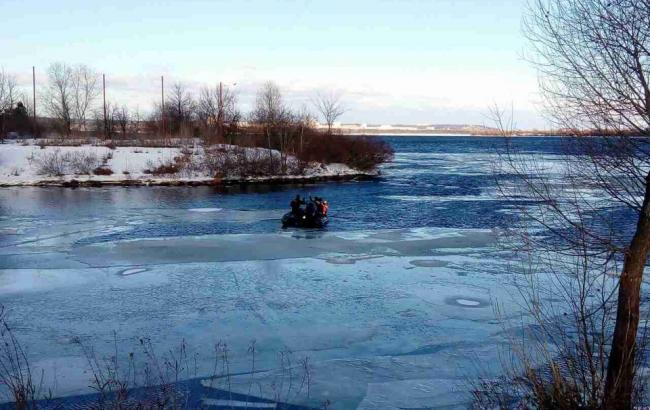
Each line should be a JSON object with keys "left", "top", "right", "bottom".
{"left": 281, "top": 212, "right": 329, "bottom": 228}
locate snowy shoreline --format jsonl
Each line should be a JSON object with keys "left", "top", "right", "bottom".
{"left": 0, "top": 142, "right": 379, "bottom": 187}
{"left": 0, "top": 172, "right": 378, "bottom": 188}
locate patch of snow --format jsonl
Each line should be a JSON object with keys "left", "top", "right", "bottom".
{"left": 188, "top": 208, "right": 223, "bottom": 213}
{"left": 456, "top": 298, "right": 481, "bottom": 306}
{"left": 0, "top": 141, "right": 374, "bottom": 186}
{"left": 0, "top": 228, "right": 20, "bottom": 235}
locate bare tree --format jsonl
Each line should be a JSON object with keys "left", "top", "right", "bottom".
{"left": 92, "top": 102, "right": 119, "bottom": 138}
{"left": 197, "top": 87, "right": 217, "bottom": 133}
{"left": 115, "top": 105, "right": 129, "bottom": 136}
{"left": 71, "top": 65, "right": 99, "bottom": 132}
{"left": 475, "top": 106, "right": 632, "bottom": 409}
{"left": 488, "top": 1, "right": 650, "bottom": 408}
{"left": 253, "top": 81, "right": 285, "bottom": 125}
{"left": 296, "top": 105, "right": 315, "bottom": 155}
{"left": 198, "top": 84, "right": 238, "bottom": 142}
{"left": 166, "top": 82, "right": 196, "bottom": 137}
{"left": 44, "top": 63, "right": 74, "bottom": 136}
{"left": 0, "top": 70, "right": 19, "bottom": 112}
{"left": 0, "top": 70, "right": 18, "bottom": 141}
{"left": 129, "top": 106, "right": 141, "bottom": 136}
{"left": 252, "top": 81, "right": 287, "bottom": 166}
{"left": 312, "top": 91, "right": 346, "bottom": 134}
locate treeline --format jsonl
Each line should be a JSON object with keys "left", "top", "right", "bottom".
{"left": 0, "top": 64, "right": 393, "bottom": 170}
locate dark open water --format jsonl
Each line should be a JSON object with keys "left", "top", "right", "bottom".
{"left": 0, "top": 136, "right": 575, "bottom": 247}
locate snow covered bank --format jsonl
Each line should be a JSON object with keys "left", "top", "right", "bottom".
{"left": 0, "top": 142, "right": 379, "bottom": 187}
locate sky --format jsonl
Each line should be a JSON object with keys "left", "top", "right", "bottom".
{"left": 0, "top": 0, "right": 547, "bottom": 128}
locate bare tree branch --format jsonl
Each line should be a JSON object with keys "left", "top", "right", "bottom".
{"left": 312, "top": 91, "right": 346, "bottom": 134}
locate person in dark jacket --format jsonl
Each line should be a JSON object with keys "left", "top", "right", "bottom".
{"left": 305, "top": 197, "right": 316, "bottom": 217}
{"left": 290, "top": 195, "right": 305, "bottom": 216}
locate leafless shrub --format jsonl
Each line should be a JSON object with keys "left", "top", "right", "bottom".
{"left": 67, "top": 151, "right": 100, "bottom": 174}
{"left": 101, "top": 151, "right": 113, "bottom": 163}
{"left": 34, "top": 149, "right": 67, "bottom": 176}
{"left": 144, "top": 159, "right": 181, "bottom": 176}
{"left": 0, "top": 306, "right": 46, "bottom": 408}
{"left": 73, "top": 334, "right": 195, "bottom": 409}
{"left": 299, "top": 133, "right": 394, "bottom": 171}
{"left": 202, "top": 146, "right": 296, "bottom": 178}
{"left": 470, "top": 240, "right": 628, "bottom": 409}
{"left": 1, "top": 307, "right": 316, "bottom": 409}
{"left": 470, "top": 105, "right": 650, "bottom": 408}
{"left": 179, "top": 145, "right": 192, "bottom": 156}
{"left": 34, "top": 149, "right": 105, "bottom": 176}
{"left": 36, "top": 138, "right": 89, "bottom": 147}
{"left": 477, "top": 0, "right": 650, "bottom": 407}
{"left": 175, "top": 152, "right": 203, "bottom": 178}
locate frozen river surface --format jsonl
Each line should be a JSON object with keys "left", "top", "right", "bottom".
{"left": 0, "top": 137, "right": 583, "bottom": 408}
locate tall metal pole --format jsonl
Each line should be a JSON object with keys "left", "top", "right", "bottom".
{"left": 161, "top": 76, "right": 165, "bottom": 138}
{"left": 218, "top": 81, "right": 223, "bottom": 140}
{"left": 32, "top": 66, "right": 36, "bottom": 119}
{"left": 102, "top": 74, "right": 107, "bottom": 138}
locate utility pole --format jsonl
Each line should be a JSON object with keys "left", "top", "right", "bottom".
{"left": 218, "top": 81, "right": 223, "bottom": 140}
{"left": 161, "top": 75, "right": 165, "bottom": 138}
{"left": 32, "top": 66, "right": 36, "bottom": 119}
{"left": 103, "top": 74, "right": 107, "bottom": 139}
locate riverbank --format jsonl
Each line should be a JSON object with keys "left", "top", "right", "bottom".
{"left": 0, "top": 142, "right": 379, "bottom": 187}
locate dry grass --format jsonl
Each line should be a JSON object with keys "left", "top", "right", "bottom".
{"left": 92, "top": 166, "right": 114, "bottom": 176}
{"left": 144, "top": 160, "right": 181, "bottom": 176}
{"left": 0, "top": 306, "right": 45, "bottom": 409}
{"left": 0, "top": 304, "right": 318, "bottom": 409}
{"left": 30, "top": 128, "right": 393, "bottom": 172}
{"left": 297, "top": 133, "right": 394, "bottom": 171}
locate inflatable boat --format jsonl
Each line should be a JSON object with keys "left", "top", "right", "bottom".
{"left": 281, "top": 212, "right": 329, "bottom": 228}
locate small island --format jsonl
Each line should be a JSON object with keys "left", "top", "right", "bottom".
{"left": 0, "top": 80, "right": 393, "bottom": 187}
{"left": 0, "top": 140, "right": 388, "bottom": 187}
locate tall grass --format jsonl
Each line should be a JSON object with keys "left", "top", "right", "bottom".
{"left": 0, "top": 305, "right": 317, "bottom": 409}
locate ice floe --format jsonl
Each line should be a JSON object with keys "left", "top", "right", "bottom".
{"left": 120, "top": 267, "right": 148, "bottom": 276}
{"left": 188, "top": 207, "right": 223, "bottom": 213}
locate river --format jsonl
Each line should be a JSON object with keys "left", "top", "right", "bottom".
{"left": 0, "top": 136, "right": 585, "bottom": 408}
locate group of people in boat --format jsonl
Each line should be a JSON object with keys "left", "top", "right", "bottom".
{"left": 290, "top": 195, "right": 329, "bottom": 218}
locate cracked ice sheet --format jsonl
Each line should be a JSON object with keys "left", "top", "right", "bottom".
{"left": 0, "top": 227, "right": 497, "bottom": 270}
{"left": 64, "top": 228, "right": 496, "bottom": 268}
{"left": 0, "top": 229, "right": 537, "bottom": 408}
